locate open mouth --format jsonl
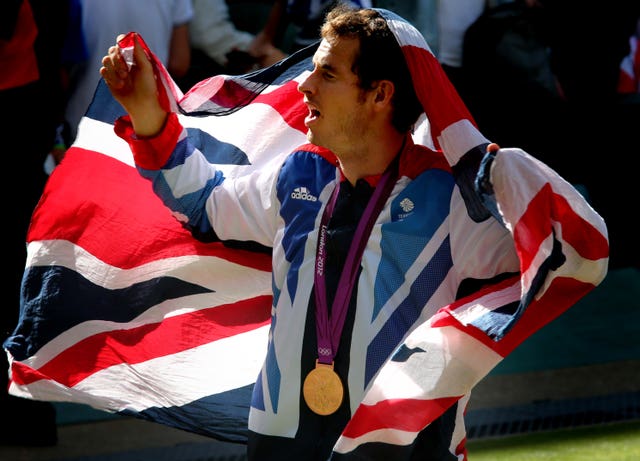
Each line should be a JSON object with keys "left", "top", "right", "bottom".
{"left": 304, "top": 102, "right": 321, "bottom": 125}
{"left": 306, "top": 109, "right": 320, "bottom": 126}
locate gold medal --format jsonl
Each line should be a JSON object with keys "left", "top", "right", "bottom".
{"left": 303, "top": 361, "right": 343, "bottom": 416}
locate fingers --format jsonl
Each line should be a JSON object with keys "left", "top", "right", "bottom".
{"left": 133, "top": 35, "right": 147, "bottom": 65}
{"left": 130, "top": 34, "right": 155, "bottom": 77}
{"left": 99, "top": 33, "right": 161, "bottom": 118}
{"left": 101, "top": 34, "right": 142, "bottom": 90}
{"left": 100, "top": 44, "right": 128, "bottom": 90}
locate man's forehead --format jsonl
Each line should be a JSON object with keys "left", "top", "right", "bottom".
{"left": 313, "top": 38, "right": 358, "bottom": 72}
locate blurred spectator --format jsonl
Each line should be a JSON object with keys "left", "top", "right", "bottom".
{"left": 430, "top": 0, "right": 639, "bottom": 269}
{"left": 617, "top": 15, "right": 640, "bottom": 95}
{"left": 395, "top": 0, "right": 569, "bottom": 180}
{"left": 63, "top": 0, "right": 193, "bottom": 145}
{"left": 458, "top": 0, "right": 566, "bottom": 152}
{"left": 405, "top": 0, "right": 541, "bottom": 96}
{"left": 416, "top": 0, "right": 482, "bottom": 87}
{"left": 540, "top": 0, "right": 640, "bottom": 269}
{"left": 268, "top": 0, "right": 373, "bottom": 53}
{"left": 0, "top": 0, "right": 77, "bottom": 446}
{"left": 542, "top": 1, "right": 638, "bottom": 106}
{"left": 45, "top": 0, "right": 87, "bottom": 171}
{"left": 176, "top": 0, "right": 287, "bottom": 90}
{"left": 178, "top": 1, "right": 373, "bottom": 89}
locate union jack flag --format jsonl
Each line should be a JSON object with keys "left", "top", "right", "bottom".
{"left": 4, "top": 35, "right": 314, "bottom": 442}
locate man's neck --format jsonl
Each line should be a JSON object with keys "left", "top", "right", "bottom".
{"left": 338, "top": 133, "right": 406, "bottom": 186}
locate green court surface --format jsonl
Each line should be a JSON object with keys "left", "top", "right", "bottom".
{"left": 467, "top": 419, "right": 640, "bottom": 461}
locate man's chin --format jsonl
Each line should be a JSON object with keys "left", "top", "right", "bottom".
{"left": 306, "top": 131, "right": 318, "bottom": 145}
{"left": 306, "top": 131, "right": 331, "bottom": 151}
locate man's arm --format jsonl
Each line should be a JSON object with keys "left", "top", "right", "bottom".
{"left": 100, "top": 34, "right": 168, "bottom": 137}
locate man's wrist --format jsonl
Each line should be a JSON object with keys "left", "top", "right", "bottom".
{"left": 131, "top": 109, "right": 169, "bottom": 138}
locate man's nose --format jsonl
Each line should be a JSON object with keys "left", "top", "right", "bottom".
{"left": 298, "top": 72, "right": 314, "bottom": 94}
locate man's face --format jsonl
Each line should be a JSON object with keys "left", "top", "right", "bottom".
{"left": 298, "top": 37, "right": 374, "bottom": 156}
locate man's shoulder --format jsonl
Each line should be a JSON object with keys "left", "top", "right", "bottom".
{"left": 277, "top": 144, "right": 338, "bottom": 191}
{"left": 288, "top": 143, "right": 338, "bottom": 166}
{"left": 400, "top": 143, "right": 452, "bottom": 180}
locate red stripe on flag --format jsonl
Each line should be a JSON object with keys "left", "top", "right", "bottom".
{"left": 11, "top": 295, "right": 272, "bottom": 387}
{"left": 254, "top": 80, "right": 308, "bottom": 133}
{"left": 197, "top": 77, "right": 254, "bottom": 109}
{"left": 515, "top": 184, "right": 609, "bottom": 272}
{"left": 10, "top": 362, "right": 52, "bottom": 386}
{"left": 186, "top": 76, "right": 307, "bottom": 134}
{"left": 342, "top": 396, "right": 461, "bottom": 438}
{"left": 402, "top": 44, "right": 476, "bottom": 147}
{"left": 431, "top": 276, "right": 598, "bottom": 357}
{"left": 28, "top": 149, "right": 272, "bottom": 272}
{"left": 494, "top": 276, "right": 597, "bottom": 355}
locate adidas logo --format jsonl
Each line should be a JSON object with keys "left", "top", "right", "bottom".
{"left": 291, "top": 187, "right": 318, "bottom": 202}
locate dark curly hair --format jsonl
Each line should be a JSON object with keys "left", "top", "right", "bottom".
{"left": 320, "top": 3, "right": 424, "bottom": 133}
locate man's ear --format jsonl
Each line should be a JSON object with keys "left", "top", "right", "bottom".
{"left": 374, "top": 80, "right": 394, "bottom": 105}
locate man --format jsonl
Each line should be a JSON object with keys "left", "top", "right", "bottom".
{"left": 100, "top": 3, "right": 608, "bottom": 460}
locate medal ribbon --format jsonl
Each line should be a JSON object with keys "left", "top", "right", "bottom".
{"left": 313, "top": 158, "right": 399, "bottom": 365}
